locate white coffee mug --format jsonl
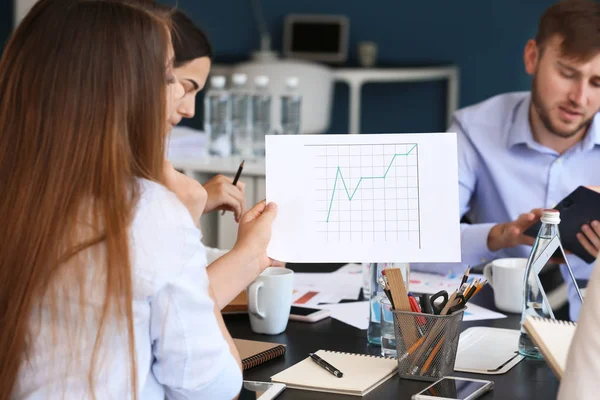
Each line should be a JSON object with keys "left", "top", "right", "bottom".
{"left": 483, "top": 258, "right": 527, "bottom": 314}
{"left": 247, "top": 267, "right": 294, "bottom": 335}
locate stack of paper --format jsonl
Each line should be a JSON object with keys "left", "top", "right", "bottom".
{"left": 293, "top": 264, "right": 363, "bottom": 307}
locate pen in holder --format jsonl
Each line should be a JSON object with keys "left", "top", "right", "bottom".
{"left": 392, "top": 308, "right": 464, "bottom": 381}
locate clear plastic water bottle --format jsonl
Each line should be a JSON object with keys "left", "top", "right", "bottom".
{"left": 518, "top": 209, "right": 562, "bottom": 358}
{"left": 280, "top": 76, "right": 301, "bottom": 135}
{"left": 204, "top": 76, "right": 231, "bottom": 157}
{"left": 367, "top": 263, "right": 410, "bottom": 345}
{"left": 230, "top": 73, "right": 252, "bottom": 157}
{"left": 367, "top": 263, "right": 386, "bottom": 345}
{"left": 362, "top": 263, "right": 371, "bottom": 298}
{"left": 251, "top": 75, "right": 271, "bottom": 157}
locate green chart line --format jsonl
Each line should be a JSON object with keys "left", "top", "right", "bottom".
{"left": 325, "top": 144, "right": 417, "bottom": 223}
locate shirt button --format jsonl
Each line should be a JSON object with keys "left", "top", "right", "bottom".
{"left": 556, "top": 158, "right": 563, "bottom": 165}
{"left": 481, "top": 258, "right": 487, "bottom": 263}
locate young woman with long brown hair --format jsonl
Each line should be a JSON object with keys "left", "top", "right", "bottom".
{"left": 0, "top": 1, "right": 277, "bottom": 398}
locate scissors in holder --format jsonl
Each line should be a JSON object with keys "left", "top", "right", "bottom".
{"left": 429, "top": 290, "right": 466, "bottom": 315}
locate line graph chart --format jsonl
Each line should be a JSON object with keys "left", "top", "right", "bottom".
{"left": 310, "top": 143, "right": 421, "bottom": 245}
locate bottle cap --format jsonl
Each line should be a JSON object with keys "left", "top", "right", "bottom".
{"left": 210, "top": 75, "right": 226, "bottom": 88}
{"left": 541, "top": 209, "right": 560, "bottom": 225}
{"left": 285, "top": 76, "right": 299, "bottom": 89}
{"left": 232, "top": 73, "right": 247, "bottom": 86}
{"left": 254, "top": 75, "right": 269, "bottom": 87}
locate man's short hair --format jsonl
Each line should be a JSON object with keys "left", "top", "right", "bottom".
{"left": 536, "top": 0, "right": 600, "bottom": 62}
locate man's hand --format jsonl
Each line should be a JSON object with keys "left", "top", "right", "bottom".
{"left": 487, "top": 209, "right": 543, "bottom": 252}
{"left": 203, "top": 174, "right": 246, "bottom": 222}
{"left": 577, "top": 220, "right": 600, "bottom": 259}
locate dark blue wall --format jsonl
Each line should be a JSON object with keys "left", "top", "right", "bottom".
{"left": 0, "top": 0, "right": 12, "bottom": 52}
{"left": 0, "top": 1, "right": 555, "bottom": 133}
{"left": 160, "top": 0, "right": 554, "bottom": 133}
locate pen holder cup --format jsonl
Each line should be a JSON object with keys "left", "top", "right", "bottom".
{"left": 392, "top": 308, "right": 465, "bottom": 381}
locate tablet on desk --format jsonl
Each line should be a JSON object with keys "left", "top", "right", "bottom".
{"left": 524, "top": 186, "right": 600, "bottom": 264}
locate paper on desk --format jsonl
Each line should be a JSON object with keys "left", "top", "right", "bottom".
{"left": 322, "top": 301, "right": 369, "bottom": 330}
{"left": 296, "top": 301, "right": 503, "bottom": 330}
{"left": 408, "top": 271, "right": 485, "bottom": 295}
{"left": 293, "top": 288, "right": 342, "bottom": 307}
{"left": 292, "top": 272, "right": 363, "bottom": 306}
{"left": 296, "top": 301, "right": 370, "bottom": 330}
{"left": 333, "top": 263, "right": 363, "bottom": 275}
{"left": 266, "top": 134, "right": 461, "bottom": 263}
{"left": 462, "top": 303, "right": 506, "bottom": 322}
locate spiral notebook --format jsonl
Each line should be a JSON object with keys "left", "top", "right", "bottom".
{"left": 523, "top": 316, "right": 577, "bottom": 379}
{"left": 271, "top": 350, "right": 398, "bottom": 396}
{"left": 233, "top": 339, "right": 286, "bottom": 370}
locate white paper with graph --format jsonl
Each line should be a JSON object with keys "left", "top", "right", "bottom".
{"left": 265, "top": 133, "right": 461, "bottom": 262}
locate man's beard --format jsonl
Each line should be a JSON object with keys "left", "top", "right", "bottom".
{"left": 531, "top": 74, "right": 594, "bottom": 139}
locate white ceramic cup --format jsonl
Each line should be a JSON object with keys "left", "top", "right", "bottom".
{"left": 483, "top": 258, "right": 527, "bottom": 314}
{"left": 247, "top": 267, "right": 294, "bottom": 335}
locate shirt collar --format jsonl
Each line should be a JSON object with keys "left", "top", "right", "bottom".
{"left": 506, "top": 94, "right": 540, "bottom": 150}
{"left": 580, "top": 112, "right": 600, "bottom": 152}
{"left": 507, "top": 94, "right": 600, "bottom": 153}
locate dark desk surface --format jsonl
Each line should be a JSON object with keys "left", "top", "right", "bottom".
{"left": 224, "top": 264, "right": 559, "bottom": 400}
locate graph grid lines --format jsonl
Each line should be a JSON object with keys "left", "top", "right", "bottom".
{"left": 310, "top": 143, "right": 421, "bottom": 245}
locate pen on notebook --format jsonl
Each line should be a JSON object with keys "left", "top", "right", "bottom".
{"left": 309, "top": 352, "right": 343, "bottom": 378}
{"left": 221, "top": 160, "right": 245, "bottom": 216}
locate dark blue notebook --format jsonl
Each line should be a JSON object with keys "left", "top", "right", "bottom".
{"left": 525, "top": 186, "right": 600, "bottom": 264}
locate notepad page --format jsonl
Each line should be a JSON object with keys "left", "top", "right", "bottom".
{"left": 524, "top": 317, "right": 576, "bottom": 379}
{"left": 271, "top": 350, "right": 397, "bottom": 396}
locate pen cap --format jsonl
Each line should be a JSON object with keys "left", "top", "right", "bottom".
{"left": 541, "top": 209, "right": 560, "bottom": 225}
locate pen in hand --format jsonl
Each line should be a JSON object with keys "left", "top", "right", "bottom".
{"left": 221, "top": 160, "right": 245, "bottom": 216}
{"left": 309, "top": 352, "right": 344, "bottom": 378}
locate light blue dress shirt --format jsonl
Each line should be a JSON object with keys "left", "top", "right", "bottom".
{"left": 414, "top": 92, "right": 600, "bottom": 318}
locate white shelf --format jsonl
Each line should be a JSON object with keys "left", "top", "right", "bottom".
{"left": 333, "top": 66, "right": 460, "bottom": 134}
{"left": 212, "top": 63, "right": 460, "bottom": 134}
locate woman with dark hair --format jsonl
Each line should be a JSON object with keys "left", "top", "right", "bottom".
{"left": 0, "top": 1, "right": 277, "bottom": 398}
{"left": 169, "top": 10, "right": 246, "bottom": 227}
{"left": 166, "top": 9, "right": 280, "bottom": 311}
{"left": 168, "top": 9, "right": 213, "bottom": 128}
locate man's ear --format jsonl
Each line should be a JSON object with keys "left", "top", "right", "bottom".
{"left": 524, "top": 39, "right": 539, "bottom": 76}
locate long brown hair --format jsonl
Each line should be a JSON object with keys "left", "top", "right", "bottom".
{"left": 0, "top": 0, "right": 171, "bottom": 398}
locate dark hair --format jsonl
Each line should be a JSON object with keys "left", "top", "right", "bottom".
{"left": 171, "top": 10, "right": 213, "bottom": 68}
{"left": 535, "top": 0, "right": 600, "bottom": 62}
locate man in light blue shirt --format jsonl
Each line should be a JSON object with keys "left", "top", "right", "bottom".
{"left": 416, "top": 1, "right": 600, "bottom": 319}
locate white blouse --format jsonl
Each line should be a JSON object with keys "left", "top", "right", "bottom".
{"left": 15, "top": 179, "right": 242, "bottom": 399}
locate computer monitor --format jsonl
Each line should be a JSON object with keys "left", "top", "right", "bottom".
{"left": 283, "top": 14, "right": 349, "bottom": 63}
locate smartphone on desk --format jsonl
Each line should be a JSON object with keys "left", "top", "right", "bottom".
{"left": 240, "top": 381, "right": 285, "bottom": 400}
{"left": 289, "top": 306, "right": 331, "bottom": 322}
{"left": 412, "top": 377, "right": 494, "bottom": 400}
